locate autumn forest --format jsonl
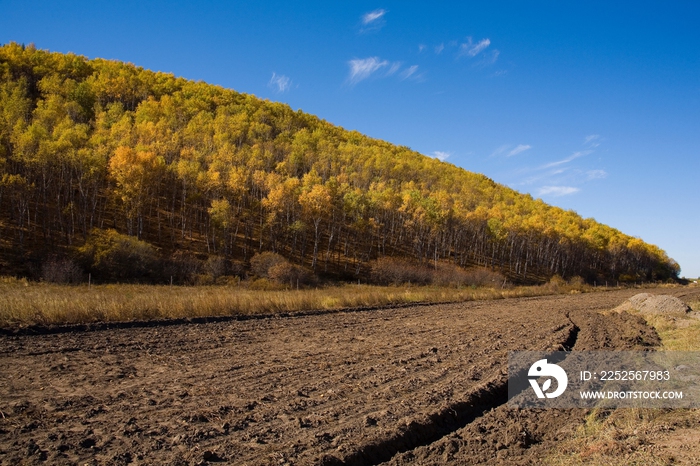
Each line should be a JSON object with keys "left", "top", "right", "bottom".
{"left": 0, "top": 43, "right": 680, "bottom": 284}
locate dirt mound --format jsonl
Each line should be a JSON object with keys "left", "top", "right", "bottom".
{"left": 614, "top": 293, "right": 691, "bottom": 315}
{"left": 569, "top": 308, "right": 660, "bottom": 351}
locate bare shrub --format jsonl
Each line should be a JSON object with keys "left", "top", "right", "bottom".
{"left": 370, "top": 258, "right": 507, "bottom": 288}
{"left": 461, "top": 267, "right": 507, "bottom": 288}
{"left": 568, "top": 276, "right": 585, "bottom": 286}
{"left": 567, "top": 276, "right": 587, "bottom": 291}
{"left": 166, "top": 250, "right": 202, "bottom": 284}
{"left": 216, "top": 275, "right": 240, "bottom": 286}
{"left": 250, "top": 252, "right": 287, "bottom": 278}
{"left": 205, "top": 256, "right": 227, "bottom": 280}
{"left": 369, "top": 257, "right": 431, "bottom": 286}
{"left": 432, "top": 263, "right": 506, "bottom": 288}
{"left": 432, "top": 263, "right": 470, "bottom": 287}
{"left": 268, "top": 262, "right": 313, "bottom": 288}
{"left": 544, "top": 274, "right": 566, "bottom": 292}
{"left": 228, "top": 261, "right": 245, "bottom": 277}
{"left": 41, "top": 257, "right": 83, "bottom": 284}
{"left": 194, "top": 273, "right": 214, "bottom": 286}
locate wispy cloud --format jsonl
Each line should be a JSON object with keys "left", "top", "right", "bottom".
{"left": 540, "top": 150, "right": 592, "bottom": 169}
{"left": 520, "top": 168, "right": 568, "bottom": 186}
{"left": 491, "top": 143, "right": 531, "bottom": 157}
{"left": 490, "top": 144, "right": 511, "bottom": 157}
{"left": 434, "top": 43, "right": 445, "bottom": 54}
{"left": 586, "top": 169, "right": 607, "bottom": 180}
{"left": 584, "top": 134, "right": 601, "bottom": 148}
{"left": 268, "top": 72, "right": 291, "bottom": 93}
{"left": 347, "top": 57, "right": 389, "bottom": 84}
{"left": 508, "top": 137, "right": 607, "bottom": 197}
{"left": 459, "top": 37, "right": 491, "bottom": 57}
{"left": 400, "top": 65, "right": 419, "bottom": 80}
{"left": 360, "top": 9, "right": 387, "bottom": 32}
{"left": 362, "top": 9, "right": 386, "bottom": 24}
{"left": 418, "top": 44, "right": 427, "bottom": 53}
{"left": 431, "top": 151, "right": 451, "bottom": 161}
{"left": 346, "top": 58, "right": 424, "bottom": 85}
{"left": 477, "top": 49, "right": 500, "bottom": 66}
{"left": 507, "top": 144, "right": 531, "bottom": 157}
{"left": 537, "top": 186, "right": 580, "bottom": 197}
{"left": 386, "top": 61, "right": 402, "bottom": 76}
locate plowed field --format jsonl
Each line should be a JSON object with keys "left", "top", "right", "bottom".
{"left": 1, "top": 287, "right": 698, "bottom": 465}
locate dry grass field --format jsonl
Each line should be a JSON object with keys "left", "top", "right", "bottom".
{"left": 0, "top": 276, "right": 597, "bottom": 328}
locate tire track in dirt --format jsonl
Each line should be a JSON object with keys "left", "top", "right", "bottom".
{"left": 319, "top": 320, "right": 578, "bottom": 466}
{"left": 381, "top": 292, "right": 696, "bottom": 466}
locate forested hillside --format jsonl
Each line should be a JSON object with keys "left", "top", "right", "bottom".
{"left": 0, "top": 43, "right": 680, "bottom": 284}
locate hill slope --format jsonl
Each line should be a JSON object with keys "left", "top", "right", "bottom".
{"left": 0, "top": 43, "right": 679, "bottom": 283}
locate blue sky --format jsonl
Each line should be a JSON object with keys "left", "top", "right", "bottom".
{"left": 2, "top": 1, "right": 699, "bottom": 277}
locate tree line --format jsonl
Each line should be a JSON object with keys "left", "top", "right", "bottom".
{"left": 0, "top": 43, "right": 680, "bottom": 283}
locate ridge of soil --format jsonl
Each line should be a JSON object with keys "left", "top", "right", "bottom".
{"left": 1, "top": 287, "right": 698, "bottom": 465}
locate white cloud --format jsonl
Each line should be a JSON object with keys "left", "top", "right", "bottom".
{"left": 400, "top": 65, "right": 419, "bottom": 80}
{"left": 507, "top": 144, "right": 531, "bottom": 157}
{"left": 431, "top": 151, "right": 451, "bottom": 161}
{"left": 434, "top": 43, "right": 445, "bottom": 54}
{"left": 360, "top": 9, "right": 387, "bottom": 32}
{"left": 519, "top": 168, "right": 568, "bottom": 186}
{"left": 386, "top": 61, "right": 402, "bottom": 76}
{"left": 347, "top": 57, "right": 389, "bottom": 84}
{"left": 478, "top": 49, "right": 500, "bottom": 66}
{"left": 490, "top": 144, "right": 511, "bottom": 157}
{"left": 268, "top": 72, "right": 291, "bottom": 93}
{"left": 491, "top": 143, "right": 531, "bottom": 157}
{"left": 540, "top": 150, "right": 592, "bottom": 169}
{"left": 586, "top": 169, "right": 607, "bottom": 180}
{"left": 584, "top": 134, "right": 601, "bottom": 148}
{"left": 418, "top": 44, "right": 427, "bottom": 53}
{"left": 508, "top": 139, "right": 606, "bottom": 197}
{"left": 362, "top": 9, "right": 386, "bottom": 24}
{"left": 459, "top": 37, "right": 491, "bottom": 57}
{"left": 537, "top": 186, "right": 580, "bottom": 197}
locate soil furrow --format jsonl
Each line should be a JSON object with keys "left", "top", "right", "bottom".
{"left": 383, "top": 300, "right": 667, "bottom": 465}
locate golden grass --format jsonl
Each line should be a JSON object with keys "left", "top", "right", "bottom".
{"left": 641, "top": 315, "right": 700, "bottom": 352}
{"left": 0, "top": 277, "right": 567, "bottom": 328}
{"left": 545, "top": 297, "right": 700, "bottom": 465}
{"left": 545, "top": 407, "right": 694, "bottom": 466}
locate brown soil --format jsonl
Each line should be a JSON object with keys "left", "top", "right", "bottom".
{"left": 613, "top": 292, "right": 692, "bottom": 315}
{"left": 1, "top": 287, "right": 698, "bottom": 465}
